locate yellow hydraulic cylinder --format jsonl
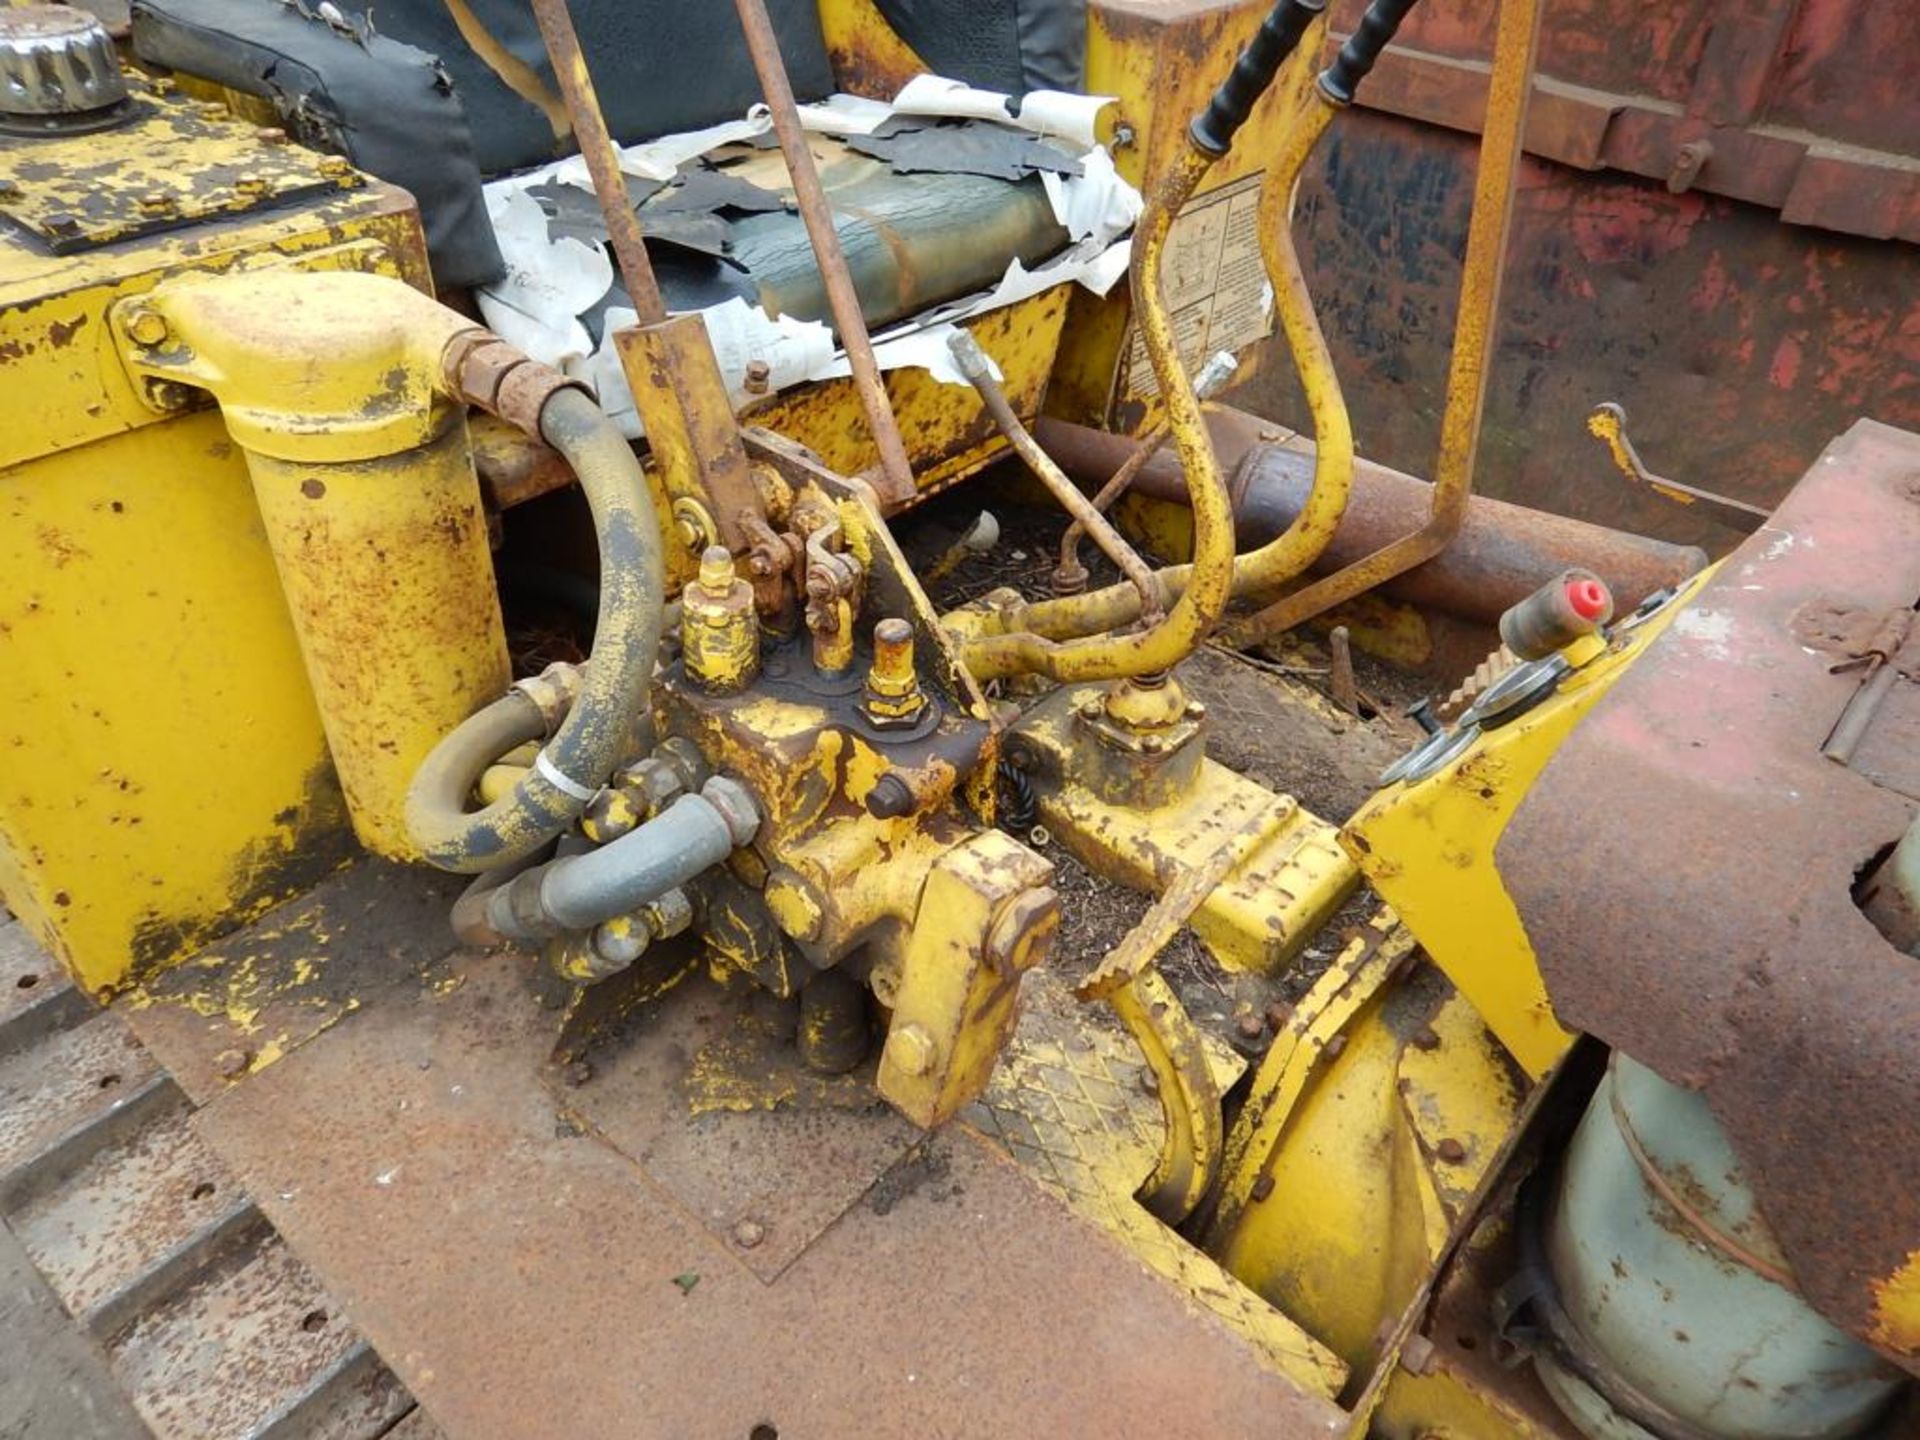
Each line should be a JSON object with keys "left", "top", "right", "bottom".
{"left": 116, "top": 269, "right": 511, "bottom": 858}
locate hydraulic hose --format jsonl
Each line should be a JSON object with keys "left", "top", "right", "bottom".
{"left": 457, "top": 777, "right": 760, "bottom": 945}
{"left": 406, "top": 386, "right": 666, "bottom": 872}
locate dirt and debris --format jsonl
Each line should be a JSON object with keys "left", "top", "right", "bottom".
{"left": 895, "top": 488, "right": 1429, "bottom": 1037}
{"left": 866, "top": 1137, "right": 962, "bottom": 1216}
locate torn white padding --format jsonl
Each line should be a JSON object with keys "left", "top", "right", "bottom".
{"left": 891, "top": 74, "right": 1115, "bottom": 148}
{"left": 476, "top": 75, "right": 1144, "bottom": 438}
{"left": 475, "top": 187, "right": 609, "bottom": 370}
{"left": 792, "top": 93, "right": 894, "bottom": 136}
{"left": 1041, "top": 146, "right": 1141, "bottom": 246}
{"left": 523, "top": 113, "right": 775, "bottom": 191}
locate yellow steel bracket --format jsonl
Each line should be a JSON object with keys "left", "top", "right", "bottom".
{"left": 1209, "top": 910, "right": 1416, "bottom": 1243}
{"left": 1342, "top": 570, "right": 1714, "bottom": 1076}
{"left": 878, "top": 830, "right": 1059, "bottom": 1128}
{"left": 1106, "top": 973, "right": 1219, "bottom": 1225}
{"left": 1011, "top": 681, "right": 1358, "bottom": 975}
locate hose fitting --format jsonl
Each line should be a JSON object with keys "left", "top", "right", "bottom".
{"left": 406, "top": 385, "right": 667, "bottom": 873}
{"left": 455, "top": 777, "right": 760, "bottom": 946}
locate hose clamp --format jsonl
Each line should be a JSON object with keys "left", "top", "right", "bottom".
{"left": 535, "top": 750, "right": 597, "bottom": 803}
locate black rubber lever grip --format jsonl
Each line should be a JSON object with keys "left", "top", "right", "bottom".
{"left": 1188, "top": 0, "right": 1329, "bottom": 157}
{"left": 1319, "top": 0, "right": 1422, "bottom": 106}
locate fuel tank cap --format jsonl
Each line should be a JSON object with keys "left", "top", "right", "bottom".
{"left": 0, "top": 5, "right": 133, "bottom": 135}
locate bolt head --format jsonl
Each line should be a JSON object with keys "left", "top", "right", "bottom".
{"left": 1434, "top": 1136, "right": 1468, "bottom": 1165}
{"left": 214, "top": 1047, "right": 252, "bottom": 1079}
{"left": 731, "top": 1218, "right": 766, "bottom": 1249}
{"left": 124, "top": 308, "right": 169, "bottom": 347}
{"left": 885, "top": 1023, "right": 937, "bottom": 1078}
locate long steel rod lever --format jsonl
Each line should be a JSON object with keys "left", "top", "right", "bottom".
{"left": 731, "top": 0, "right": 918, "bottom": 508}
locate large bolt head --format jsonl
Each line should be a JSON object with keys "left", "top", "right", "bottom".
{"left": 884, "top": 1022, "right": 937, "bottom": 1078}
{"left": 124, "top": 307, "right": 169, "bottom": 347}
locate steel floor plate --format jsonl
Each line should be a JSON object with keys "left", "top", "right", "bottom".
{"left": 193, "top": 948, "right": 1348, "bottom": 1439}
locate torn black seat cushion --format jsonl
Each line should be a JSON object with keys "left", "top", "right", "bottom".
{"left": 563, "top": 132, "right": 1075, "bottom": 334}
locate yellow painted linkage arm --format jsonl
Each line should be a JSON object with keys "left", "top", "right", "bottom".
{"left": 953, "top": 142, "right": 1240, "bottom": 683}
{"left": 951, "top": 21, "right": 1353, "bottom": 676}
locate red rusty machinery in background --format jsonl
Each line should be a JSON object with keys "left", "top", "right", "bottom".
{"left": 1223, "top": 0, "right": 1918, "bottom": 556}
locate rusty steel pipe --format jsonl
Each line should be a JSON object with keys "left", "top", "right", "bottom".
{"left": 527, "top": 0, "right": 668, "bottom": 325}
{"left": 1221, "top": 0, "right": 1544, "bottom": 646}
{"left": 1054, "top": 423, "right": 1170, "bottom": 593}
{"left": 1034, "top": 416, "right": 1707, "bottom": 623}
{"left": 731, "top": 0, "right": 916, "bottom": 508}
{"left": 949, "top": 331, "right": 1165, "bottom": 623}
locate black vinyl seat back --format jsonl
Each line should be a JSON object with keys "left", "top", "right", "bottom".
{"left": 372, "top": 0, "right": 836, "bottom": 177}
{"left": 872, "top": 0, "right": 1086, "bottom": 95}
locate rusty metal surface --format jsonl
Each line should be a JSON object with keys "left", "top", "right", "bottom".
{"left": 194, "top": 948, "right": 1351, "bottom": 1438}
{"left": 1500, "top": 418, "right": 1920, "bottom": 1358}
{"left": 0, "top": 1011, "right": 166, "bottom": 1186}
{"left": 1324, "top": 0, "right": 1920, "bottom": 240}
{"left": 1037, "top": 414, "right": 1706, "bottom": 622}
{"left": 0, "top": 911, "right": 89, "bottom": 1056}
{"left": 11, "top": 1097, "right": 259, "bottom": 1334}
{"left": 0, "top": 79, "right": 346, "bottom": 253}
{"left": 1229, "top": 107, "right": 1920, "bottom": 554}
{"left": 1847, "top": 677, "right": 1920, "bottom": 805}
{"left": 124, "top": 860, "right": 465, "bottom": 1107}
{"left": 552, "top": 986, "right": 922, "bottom": 1284}
{"left": 108, "top": 1233, "right": 411, "bottom": 1440}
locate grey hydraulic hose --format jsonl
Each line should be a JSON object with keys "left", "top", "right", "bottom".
{"left": 456, "top": 777, "right": 760, "bottom": 945}
{"left": 406, "top": 387, "right": 666, "bottom": 872}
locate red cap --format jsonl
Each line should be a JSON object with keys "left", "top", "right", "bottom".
{"left": 1565, "top": 577, "right": 1610, "bottom": 622}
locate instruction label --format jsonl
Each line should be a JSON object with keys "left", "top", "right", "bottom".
{"left": 1118, "top": 172, "right": 1273, "bottom": 400}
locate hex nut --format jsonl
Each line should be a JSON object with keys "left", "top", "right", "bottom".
{"left": 124, "top": 307, "right": 169, "bottom": 347}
